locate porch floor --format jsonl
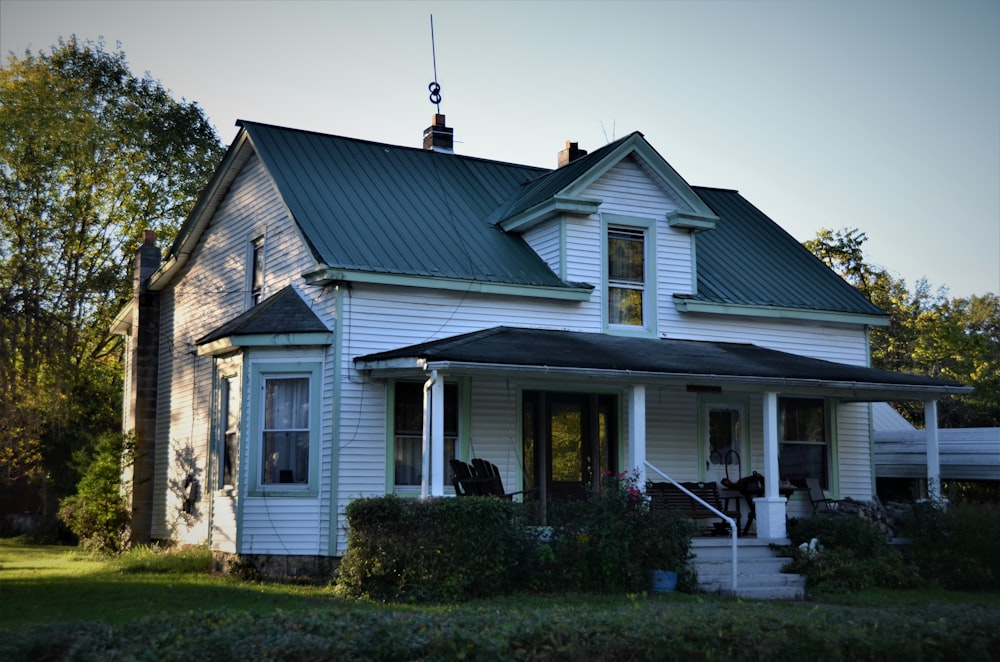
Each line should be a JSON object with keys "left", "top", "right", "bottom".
{"left": 689, "top": 537, "right": 805, "bottom": 600}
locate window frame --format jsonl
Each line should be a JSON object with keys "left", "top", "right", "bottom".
{"left": 777, "top": 396, "right": 835, "bottom": 490}
{"left": 387, "top": 378, "right": 464, "bottom": 495}
{"left": 247, "top": 359, "right": 322, "bottom": 497}
{"left": 602, "top": 213, "right": 656, "bottom": 336}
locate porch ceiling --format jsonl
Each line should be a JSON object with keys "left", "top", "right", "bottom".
{"left": 354, "top": 327, "right": 971, "bottom": 401}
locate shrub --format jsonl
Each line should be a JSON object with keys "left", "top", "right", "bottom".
{"left": 907, "top": 501, "right": 1000, "bottom": 591}
{"left": 540, "top": 472, "right": 695, "bottom": 593}
{"left": 780, "top": 513, "right": 920, "bottom": 592}
{"left": 335, "top": 495, "right": 534, "bottom": 602}
{"left": 57, "top": 431, "right": 133, "bottom": 555}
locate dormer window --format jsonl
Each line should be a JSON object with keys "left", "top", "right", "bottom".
{"left": 607, "top": 226, "right": 646, "bottom": 326}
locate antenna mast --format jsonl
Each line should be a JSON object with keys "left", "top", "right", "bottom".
{"left": 428, "top": 14, "right": 442, "bottom": 113}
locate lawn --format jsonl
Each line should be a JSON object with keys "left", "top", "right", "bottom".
{"left": 2, "top": 539, "right": 999, "bottom": 660}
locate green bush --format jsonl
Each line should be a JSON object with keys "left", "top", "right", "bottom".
{"left": 907, "top": 501, "right": 1000, "bottom": 591}
{"left": 781, "top": 514, "right": 920, "bottom": 592}
{"left": 335, "top": 495, "right": 534, "bottom": 602}
{"left": 537, "top": 472, "right": 695, "bottom": 593}
{"left": 56, "top": 431, "right": 133, "bottom": 555}
{"left": 3, "top": 601, "right": 999, "bottom": 660}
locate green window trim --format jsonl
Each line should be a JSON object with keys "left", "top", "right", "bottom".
{"left": 246, "top": 359, "right": 323, "bottom": 497}
{"left": 602, "top": 213, "right": 657, "bottom": 337}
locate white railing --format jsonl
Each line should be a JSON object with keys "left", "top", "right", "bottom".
{"left": 644, "top": 460, "right": 738, "bottom": 595}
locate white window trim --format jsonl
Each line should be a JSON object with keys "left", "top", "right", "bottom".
{"left": 247, "top": 358, "right": 322, "bottom": 497}
{"left": 602, "top": 213, "right": 657, "bottom": 337}
{"left": 777, "top": 396, "right": 838, "bottom": 491}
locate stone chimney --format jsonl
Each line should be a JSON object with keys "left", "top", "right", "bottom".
{"left": 128, "top": 230, "right": 161, "bottom": 545}
{"left": 423, "top": 113, "right": 454, "bottom": 153}
{"left": 558, "top": 141, "right": 588, "bottom": 168}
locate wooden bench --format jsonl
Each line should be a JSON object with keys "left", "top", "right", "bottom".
{"left": 647, "top": 481, "right": 740, "bottom": 534}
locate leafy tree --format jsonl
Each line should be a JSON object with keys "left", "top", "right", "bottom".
{"left": 805, "top": 228, "right": 999, "bottom": 427}
{"left": 0, "top": 37, "right": 224, "bottom": 519}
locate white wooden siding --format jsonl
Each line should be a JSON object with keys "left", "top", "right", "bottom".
{"left": 153, "top": 154, "right": 329, "bottom": 550}
{"left": 522, "top": 221, "right": 563, "bottom": 279}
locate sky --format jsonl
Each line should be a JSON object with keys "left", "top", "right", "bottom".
{"left": 3, "top": 0, "right": 998, "bottom": 299}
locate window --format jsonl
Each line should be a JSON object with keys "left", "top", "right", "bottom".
{"left": 607, "top": 227, "right": 645, "bottom": 326}
{"left": 218, "top": 374, "right": 240, "bottom": 489}
{"left": 778, "top": 398, "right": 829, "bottom": 489}
{"left": 248, "top": 360, "right": 321, "bottom": 494}
{"left": 393, "top": 381, "right": 458, "bottom": 489}
{"left": 250, "top": 235, "right": 265, "bottom": 305}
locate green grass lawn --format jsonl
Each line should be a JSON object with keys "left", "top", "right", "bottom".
{"left": 2, "top": 539, "right": 999, "bottom": 660}
{"left": 0, "top": 539, "right": 351, "bottom": 627}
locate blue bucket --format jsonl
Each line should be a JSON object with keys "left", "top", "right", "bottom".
{"left": 651, "top": 570, "right": 678, "bottom": 593}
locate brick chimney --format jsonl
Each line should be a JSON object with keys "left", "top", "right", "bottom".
{"left": 128, "top": 229, "right": 161, "bottom": 545}
{"left": 558, "top": 141, "right": 588, "bottom": 168}
{"left": 423, "top": 113, "right": 454, "bottom": 153}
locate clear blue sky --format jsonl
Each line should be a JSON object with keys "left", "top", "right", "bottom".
{"left": 3, "top": 0, "right": 998, "bottom": 299}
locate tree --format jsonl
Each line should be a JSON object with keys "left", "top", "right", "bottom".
{"left": 805, "top": 228, "right": 999, "bottom": 428}
{"left": 0, "top": 37, "right": 225, "bottom": 521}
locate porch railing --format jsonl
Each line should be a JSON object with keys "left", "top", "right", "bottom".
{"left": 644, "top": 460, "right": 738, "bottom": 595}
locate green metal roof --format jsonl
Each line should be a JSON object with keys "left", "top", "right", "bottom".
{"left": 239, "top": 121, "right": 577, "bottom": 289}
{"left": 687, "top": 187, "right": 886, "bottom": 318}
{"left": 195, "top": 122, "right": 886, "bottom": 319}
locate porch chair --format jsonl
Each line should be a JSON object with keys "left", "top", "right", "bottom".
{"left": 470, "top": 458, "right": 537, "bottom": 500}
{"left": 806, "top": 477, "right": 842, "bottom": 513}
{"left": 450, "top": 459, "right": 491, "bottom": 496}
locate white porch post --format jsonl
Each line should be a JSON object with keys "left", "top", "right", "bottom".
{"left": 629, "top": 385, "right": 647, "bottom": 486}
{"left": 755, "top": 391, "right": 787, "bottom": 539}
{"left": 429, "top": 370, "right": 445, "bottom": 497}
{"left": 420, "top": 370, "right": 446, "bottom": 499}
{"left": 925, "top": 400, "right": 941, "bottom": 502}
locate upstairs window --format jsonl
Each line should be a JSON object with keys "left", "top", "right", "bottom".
{"left": 250, "top": 235, "right": 265, "bottom": 306}
{"left": 607, "top": 227, "right": 645, "bottom": 327}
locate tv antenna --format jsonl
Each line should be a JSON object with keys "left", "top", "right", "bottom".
{"left": 428, "top": 14, "right": 442, "bottom": 113}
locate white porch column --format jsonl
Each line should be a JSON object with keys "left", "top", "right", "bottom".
{"left": 629, "top": 385, "right": 647, "bottom": 486}
{"left": 755, "top": 391, "right": 787, "bottom": 539}
{"left": 925, "top": 400, "right": 941, "bottom": 502}
{"left": 429, "top": 371, "right": 445, "bottom": 497}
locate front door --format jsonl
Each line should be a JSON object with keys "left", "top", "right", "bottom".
{"left": 701, "top": 399, "right": 746, "bottom": 486}
{"left": 522, "top": 391, "right": 618, "bottom": 502}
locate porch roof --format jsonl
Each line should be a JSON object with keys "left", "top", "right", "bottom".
{"left": 354, "top": 326, "right": 971, "bottom": 401}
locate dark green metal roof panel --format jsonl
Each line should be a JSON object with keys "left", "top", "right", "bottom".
{"left": 690, "top": 188, "right": 886, "bottom": 317}
{"left": 239, "top": 121, "right": 571, "bottom": 287}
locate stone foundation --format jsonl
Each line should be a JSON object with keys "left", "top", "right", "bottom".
{"left": 212, "top": 552, "right": 339, "bottom": 584}
{"left": 821, "top": 496, "right": 910, "bottom": 537}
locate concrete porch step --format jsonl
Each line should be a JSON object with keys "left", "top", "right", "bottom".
{"left": 689, "top": 537, "right": 805, "bottom": 600}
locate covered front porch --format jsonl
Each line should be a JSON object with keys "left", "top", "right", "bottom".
{"left": 356, "top": 326, "right": 972, "bottom": 541}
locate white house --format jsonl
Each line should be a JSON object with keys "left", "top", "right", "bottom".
{"left": 113, "top": 115, "right": 970, "bottom": 574}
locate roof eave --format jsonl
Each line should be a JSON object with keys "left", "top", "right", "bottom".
{"left": 147, "top": 130, "right": 253, "bottom": 292}
{"left": 303, "top": 267, "right": 593, "bottom": 301}
{"left": 497, "top": 194, "right": 603, "bottom": 232}
{"left": 198, "top": 331, "right": 334, "bottom": 357}
{"left": 354, "top": 358, "right": 972, "bottom": 401}
{"left": 673, "top": 296, "right": 890, "bottom": 327}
